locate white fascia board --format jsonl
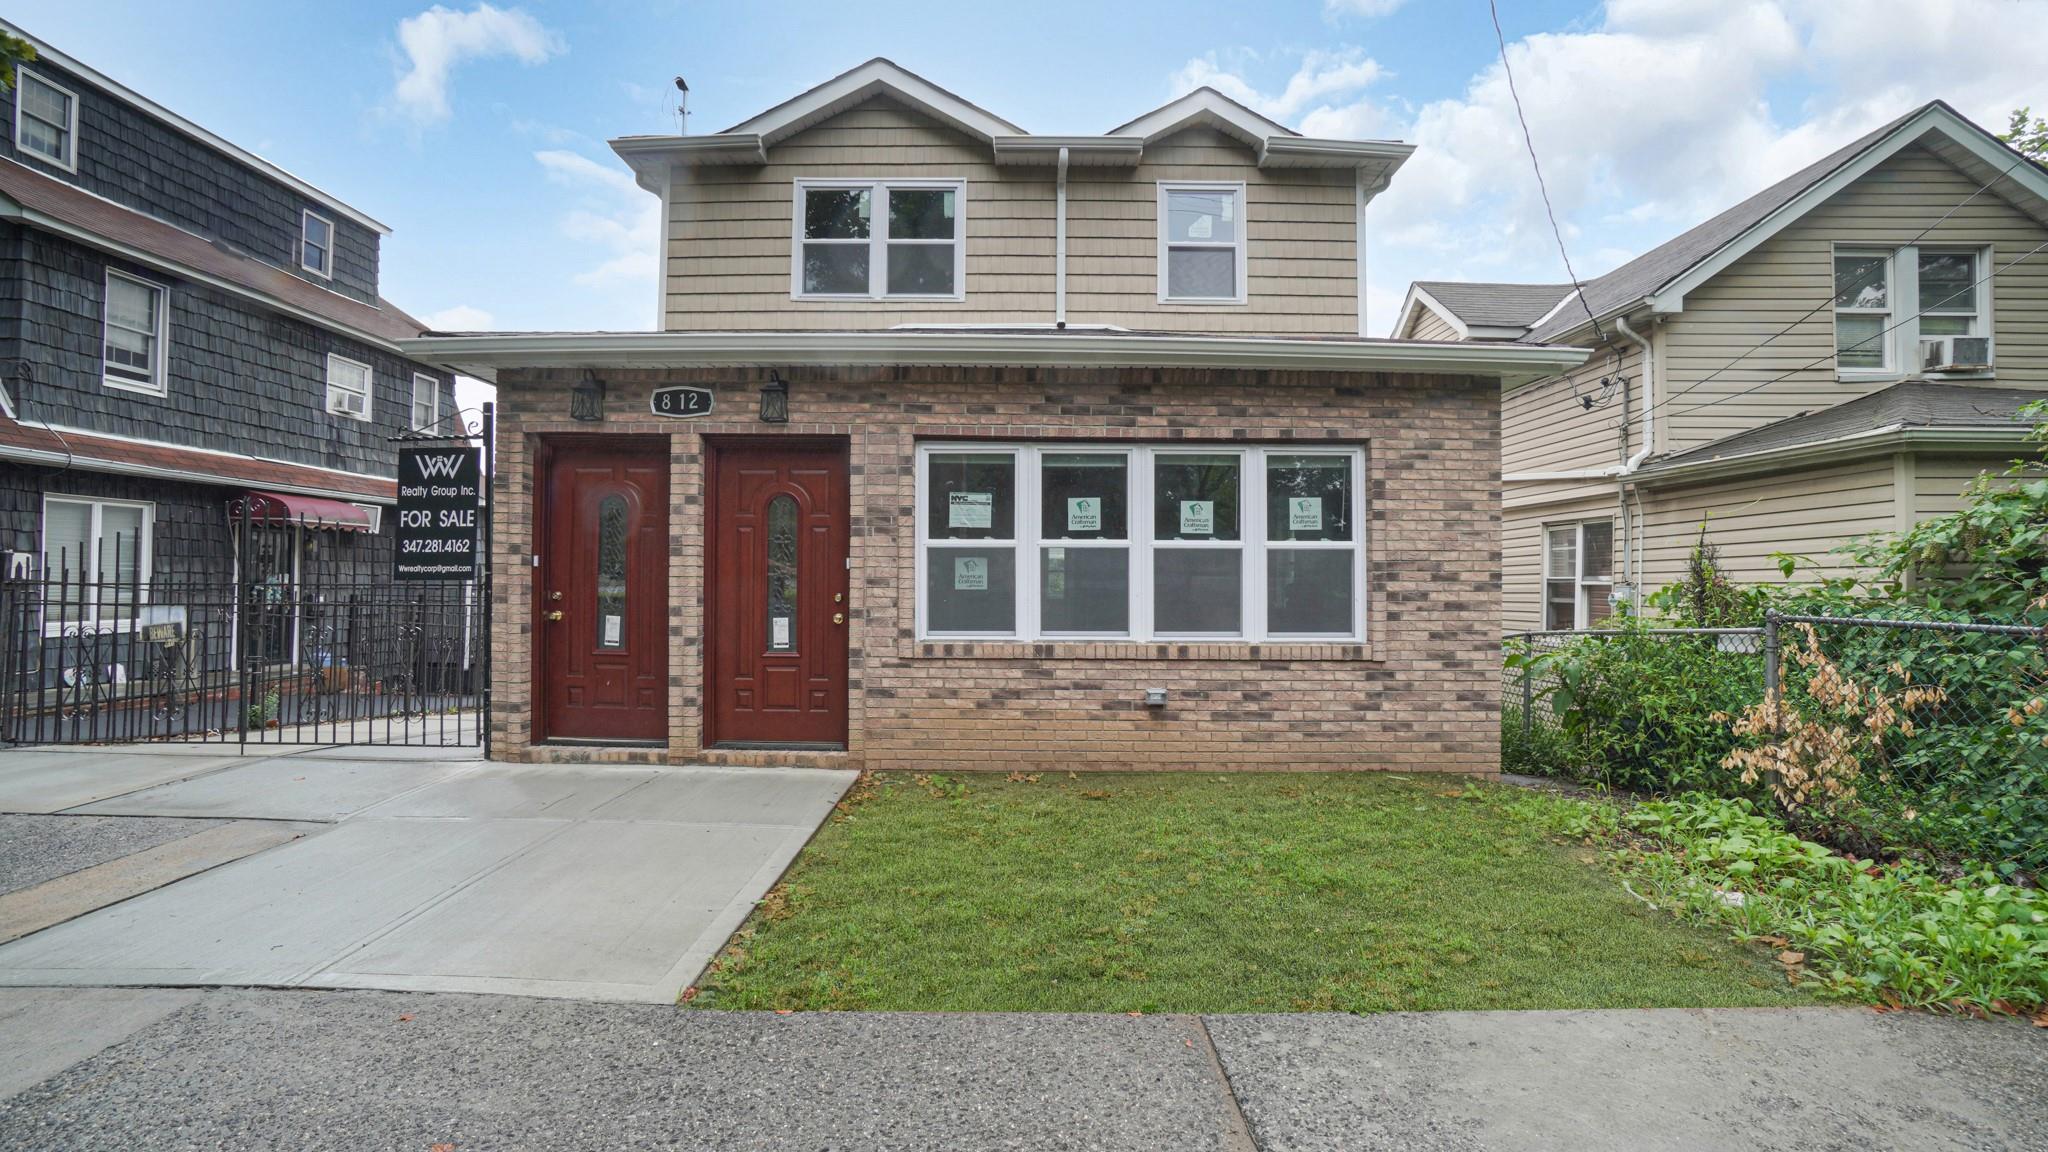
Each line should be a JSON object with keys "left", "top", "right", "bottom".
{"left": 991, "top": 136, "right": 1144, "bottom": 166}
{"left": 1631, "top": 424, "right": 2031, "bottom": 487}
{"left": 1645, "top": 104, "right": 2048, "bottom": 313}
{"left": 1257, "top": 136, "right": 1413, "bottom": 169}
{"left": 0, "top": 197, "right": 412, "bottom": 355}
{"left": 0, "top": 18, "right": 389, "bottom": 234}
{"left": 727, "top": 59, "right": 1022, "bottom": 145}
{"left": 1396, "top": 285, "right": 1470, "bottom": 340}
{"left": 1111, "top": 89, "right": 1293, "bottom": 148}
{"left": 397, "top": 330, "right": 1589, "bottom": 387}
{"left": 610, "top": 134, "right": 767, "bottom": 191}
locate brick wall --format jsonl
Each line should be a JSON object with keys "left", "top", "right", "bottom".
{"left": 488, "top": 365, "right": 1503, "bottom": 774}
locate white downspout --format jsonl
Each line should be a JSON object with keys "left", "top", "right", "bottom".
{"left": 1054, "top": 146, "right": 1069, "bottom": 328}
{"left": 1614, "top": 312, "right": 1654, "bottom": 597}
{"left": 1616, "top": 313, "right": 1653, "bottom": 473}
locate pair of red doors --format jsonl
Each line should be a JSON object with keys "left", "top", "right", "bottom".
{"left": 535, "top": 439, "right": 847, "bottom": 747}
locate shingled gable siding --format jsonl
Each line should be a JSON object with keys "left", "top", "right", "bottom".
{"left": 0, "top": 58, "right": 381, "bottom": 306}
{"left": 1401, "top": 307, "right": 1460, "bottom": 341}
{"left": 487, "top": 365, "right": 1501, "bottom": 772}
{"left": 9, "top": 227, "right": 451, "bottom": 477}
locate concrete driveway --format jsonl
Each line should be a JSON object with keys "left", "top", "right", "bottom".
{"left": 0, "top": 744, "right": 854, "bottom": 1003}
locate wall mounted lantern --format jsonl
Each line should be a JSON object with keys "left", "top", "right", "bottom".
{"left": 570, "top": 371, "right": 606, "bottom": 422}
{"left": 758, "top": 371, "right": 790, "bottom": 423}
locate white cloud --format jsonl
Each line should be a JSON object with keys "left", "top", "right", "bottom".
{"left": 421, "top": 304, "right": 496, "bottom": 331}
{"left": 393, "top": 3, "right": 562, "bottom": 124}
{"left": 1324, "top": 0, "right": 1409, "bottom": 17}
{"left": 1176, "top": 0, "right": 2046, "bottom": 334}
{"left": 534, "top": 150, "right": 660, "bottom": 300}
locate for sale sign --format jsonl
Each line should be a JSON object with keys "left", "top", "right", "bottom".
{"left": 394, "top": 446, "right": 482, "bottom": 581}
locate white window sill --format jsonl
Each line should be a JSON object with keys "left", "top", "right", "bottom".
{"left": 1157, "top": 297, "right": 1250, "bottom": 307}
{"left": 103, "top": 377, "right": 165, "bottom": 398}
{"left": 791, "top": 293, "right": 967, "bottom": 303}
{"left": 1835, "top": 369, "right": 1904, "bottom": 385}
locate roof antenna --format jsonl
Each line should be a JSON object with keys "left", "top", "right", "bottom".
{"left": 674, "top": 76, "right": 690, "bottom": 135}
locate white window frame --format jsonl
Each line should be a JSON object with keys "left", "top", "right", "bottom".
{"left": 14, "top": 66, "right": 79, "bottom": 173}
{"left": 38, "top": 494, "right": 153, "bottom": 635}
{"left": 325, "top": 353, "right": 373, "bottom": 420}
{"left": 790, "top": 177, "right": 967, "bottom": 301}
{"left": 410, "top": 372, "right": 440, "bottom": 432}
{"left": 1157, "top": 181, "right": 1248, "bottom": 305}
{"left": 102, "top": 270, "right": 168, "bottom": 396}
{"left": 300, "top": 209, "right": 335, "bottom": 279}
{"left": 914, "top": 443, "right": 1366, "bottom": 643}
{"left": 1911, "top": 244, "right": 1994, "bottom": 376}
{"left": 1832, "top": 246, "right": 1894, "bottom": 377}
{"left": 1542, "top": 520, "right": 1613, "bottom": 631}
{"left": 1832, "top": 242, "right": 1998, "bottom": 381}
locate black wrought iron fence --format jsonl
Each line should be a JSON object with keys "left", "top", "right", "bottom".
{"left": 0, "top": 536, "right": 483, "bottom": 747}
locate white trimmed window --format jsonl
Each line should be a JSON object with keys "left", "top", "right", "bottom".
{"left": 1158, "top": 183, "right": 1247, "bottom": 303}
{"left": 1833, "top": 249, "right": 1891, "bottom": 371}
{"left": 1834, "top": 244, "right": 1996, "bottom": 376}
{"left": 301, "top": 210, "right": 334, "bottom": 278}
{"left": 1543, "top": 520, "right": 1613, "bottom": 631}
{"left": 410, "top": 372, "right": 439, "bottom": 431}
{"left": 103, "top": 271, "right": 166, "bottom": 395}
{"left": 40, "top": 495, "right": 151, "bottom": 628}
{"left": 325, "top": 354, "right": 373, "bottom": 419}
{"left": 14, "top": 67, "right": 78, "bottom": 172}
{"left": 916, "top": 444, "right": 1365, "bottom": 642}
{"left": 793, "top": 178, "right": 964, "bottom": 300}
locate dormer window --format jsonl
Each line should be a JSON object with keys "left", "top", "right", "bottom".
{"left": 793, "top": 179, "right": 964, "bottom": 300}
{"left": 1158, "top": 183, "right": 1247, "bottom": 304}
{"left": 301, "top": 210, "right": 334, "bottom": 278}
{"left": 14, "top": 68, "right": 79, "bottom": 172}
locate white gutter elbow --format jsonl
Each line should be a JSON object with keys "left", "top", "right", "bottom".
{"left": 1616, "top": 312, "right": 1653, "bottom": 473}
{"left": 1054, "top": 146, "right": 1069, "bottom": 328}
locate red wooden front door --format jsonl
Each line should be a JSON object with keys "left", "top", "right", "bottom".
{"left": 707, "top": 440, "right": 849, "bottom": 747}
{"left": 538, "top": 444, "right": 669, "bottom": 742}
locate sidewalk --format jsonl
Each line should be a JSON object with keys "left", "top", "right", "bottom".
{"left": 1, "top": 987, "right": 2041, "bottom": 1151}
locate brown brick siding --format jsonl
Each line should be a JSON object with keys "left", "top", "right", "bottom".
{"left": 488, "top": 365, "right": 1502, "bottom": 774}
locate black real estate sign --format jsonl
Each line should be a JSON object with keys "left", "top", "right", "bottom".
{"left": 394, "top": 446, "right": 482, "bottom": 581}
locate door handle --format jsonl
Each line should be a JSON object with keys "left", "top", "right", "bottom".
{"left": 545, "top": 611, "right": 564, "bottom": 622}
{"left": 832, "top": 613, "right": 845, "bottom": 625}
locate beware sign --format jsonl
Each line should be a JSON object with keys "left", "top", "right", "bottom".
{"left": 394, "top": 447, "right": 482, "bottom": 581}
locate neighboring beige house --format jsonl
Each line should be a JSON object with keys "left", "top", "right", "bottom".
{"left": 1395, "top": 101, "right": 2048, "bottom": 631}
{"left": 407, "top": 60, "right": 1585, "bottom": 770}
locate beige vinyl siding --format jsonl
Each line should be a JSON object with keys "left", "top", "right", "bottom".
{"left": 1505, "top": 495, "right": 1616, "bottom": 630}
{"left": 665, "top": 99, "right": 1054, "bottom": 330}
{"left": 1064, "top": 126, "right": 1358, "bottom": 335}
{"left": 1659, "top": 145, "right": 2048, "bottom": 456}
{"left": 1403, "top": 306, "right": 1460, "bottom": 341}
{"left": 1913, "top": 452, "right": 2021, "bottom": 517}
{"left": 1502, "top": 338, "right": 1637, "bottom": 475}
{"left": 1636, "top": 458, "right": 1896, "bottom": 595}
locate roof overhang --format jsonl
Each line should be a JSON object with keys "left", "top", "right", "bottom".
{"left": 1631, "top": 424, "right": 2033, "bottom": 487}
{"left": 399, "top": 330, "right": 1588, "bottom": 388}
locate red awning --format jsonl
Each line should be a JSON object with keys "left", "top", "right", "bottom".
{"left": 244, "top": 491, "right": 376, "bottom": 531}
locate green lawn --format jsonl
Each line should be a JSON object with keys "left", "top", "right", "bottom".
{"left": 691, "top": 772, "right": 1808, "bottom": 1013}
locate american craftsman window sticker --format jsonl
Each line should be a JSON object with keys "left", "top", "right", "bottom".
{"left": 1289, "top": 497, "right": 1322, "bottom": 532}
{"left": 1067, "top": 497, "right": 1100, "bottom": 533}
{"left": 954, "top": 555, "right": 989, "bottom": 590}
{"left": 948, "top": 492, "right": 993, "bottom": 530}
{"left": 1179, "top": 500, "right": 1214, "bottom": 536}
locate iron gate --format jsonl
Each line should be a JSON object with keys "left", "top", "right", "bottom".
{"left": 0, "top": 412, "right": 492, "bottom": 749}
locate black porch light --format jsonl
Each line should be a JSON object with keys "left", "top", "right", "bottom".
{"left": 570, "top": 370, "right": 606, "bottom": 422}
{"left": 758, "top": 371, "right": 790, "bottom": 423}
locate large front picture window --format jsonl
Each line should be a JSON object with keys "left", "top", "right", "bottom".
{"left": 794, "top": 179, "right": 964, "bottom": 300}
{"left": 916, "top": 445, "right": 1365, "bottom": 642}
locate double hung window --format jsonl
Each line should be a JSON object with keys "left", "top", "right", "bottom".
{"left": 795, "top": 179, "right": 964, "bottom": 299}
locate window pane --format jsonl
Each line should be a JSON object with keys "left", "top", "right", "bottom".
{"left": 803, "top": 188, "right": 870, "bottom": 239}
{"left": 885, "top": 243, "right": 954, "bottom": 295}
{"left": 41, "top": 501, "right": 91, "bottom": 576}
{"left": 304, "top": 215, "right": 331, "bottom": 247}
{"left": 1166, "top": 189, "right": 1237, "bottom": 244}
{"left": 22, "top": 76, "right": 69, "bottom": 125}
{"left": 802, "top": 244, "right": 869, "bottom": 294}
{"left": 1041, "top": 454, "right": 1127, "bottom": 540}
{"left": 1267, "top": 550, "right": 1352, "bottom": 634}
{"left": 765, "top": 494, "right": 798, "bottom": 652}
{"left": 1581, "top": 522, "right": 1613, "bottom": 580}
{"left": 106, "top": 326, "right": 153, "bottom": 375}
{"left": 1544, "top": 581, "right": 1576, "bottom": 630}
{"left": 107, "top": 278, "right": 156, "bottom": 332}
{"left": 1154, "top": 549, "right": 1240, "bottom": 634}
{"left": 1040, "top": 547, "right": 1128, "bottom": 633}
{"left": 1155, "top": 454, "right": 1239, "bottom": 541}
{"left": 1833, "top": 255, "right": 1887, "bottom": 309}
{"left": 19, "top": 116, "right": 65, "bottom": 160}
{"left": 1266, "top": 454, "right": 1352, "bottom": 542}
{"left": 1919, "top": 314, "right": 1973, "bottom": 337}
{"left": 1545, "top": 527, "right": 1576, "bottom": 578}
{"left": 1836, "top": 314, "right": 1886, "bottom": 368}
{"left": 596, "top": 494, "right": 627, "bottom": 649}
{"left": 99, "top": 505, "right": 145, "bottom": 618}
{"left": 926, "top": 547, "right": 1015, "bottom": 632}
{"left": 888, "top": 188, "right": 956, "bottom": 239}
{"left": 928, "top": 452, "right": 1014, "bottom": 540}
{"left": 1166, "top": 248, "right": 1237, "bottom": 299}
{"left": 1916, "top": 251, "right": 1975, "bottom": 314}
{"left": 1583, "top": 587, "right": 1614, "bottom": 627}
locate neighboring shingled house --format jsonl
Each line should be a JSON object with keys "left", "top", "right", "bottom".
{"left": 1395, "top": 101, "right": 2048, "bottom": 630}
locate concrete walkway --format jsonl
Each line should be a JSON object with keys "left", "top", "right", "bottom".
{"left": 0, "top": 744, "right": 855, "bottom": 1003}
{"left": 0, "top": 988, "right": 2040, "bottom": 1150}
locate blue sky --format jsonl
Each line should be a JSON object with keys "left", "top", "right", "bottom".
{"left": 11, "top": 0, "right": 2043, "bottom": 347}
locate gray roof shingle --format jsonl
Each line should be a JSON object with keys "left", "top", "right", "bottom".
{"left": 1411, "top": 281, "right": 1573, "bottom": 330}
{"left": 1639, "top": 381, "right": 2042, "bottom": 475}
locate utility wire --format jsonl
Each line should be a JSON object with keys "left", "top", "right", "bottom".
{"left": 1663, "top": 237, "right": 2048, "bottom": 420}
{"left": 1488, "top": 0, "right": 1605, "bottom": 346}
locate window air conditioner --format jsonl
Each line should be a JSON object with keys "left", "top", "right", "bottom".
{"left": 1919, "top": 335, "right": 1993, "bottom": 373}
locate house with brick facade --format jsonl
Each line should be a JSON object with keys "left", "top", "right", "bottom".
{"left": 405, "top": 60, "right": 1585, "bottom": 771}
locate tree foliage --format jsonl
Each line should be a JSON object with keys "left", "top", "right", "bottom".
{"left": 0, "top": 33, "right": 33, "bottom": 92}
